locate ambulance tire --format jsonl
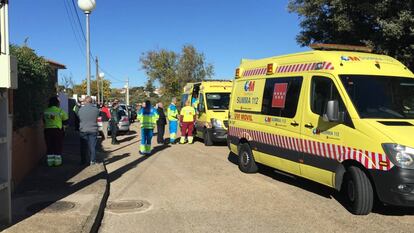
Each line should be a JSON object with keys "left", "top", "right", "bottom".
{"left": 204, "top": 129, "right": 213, "bottom": 146}
{"left": 238, "top": 143, "right": 258, "bottom": 173}
{"left": 345, "top": 166, "right": 374, "bottom": 215}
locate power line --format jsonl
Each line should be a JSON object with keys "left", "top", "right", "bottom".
{"left": 62, "top": 0, "right": 123, "bottom": 84}
{"left": 62, "top": 0, "right": 85, "bottom": 58}
{"left": 70, "top": 0, "right": 86, "bottom": 41}
{"left": 99, "top": 66, "right": 124, "bottom": 82}
{"left": 65, "top": 0, "right": 85, "bottom": 44}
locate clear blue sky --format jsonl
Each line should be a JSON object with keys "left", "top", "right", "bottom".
{"left": 9, "top": 0, "right": 306, "bottom": 88}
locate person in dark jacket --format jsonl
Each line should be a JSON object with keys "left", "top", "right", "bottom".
{"left": 156, "top": 102, "right": 167, "bottom": 144}
{"left": 78, "top": 96, "right": 100, "bottom": 165}
{"left": 110, "top": 100, "right": 120, "bottom": 145}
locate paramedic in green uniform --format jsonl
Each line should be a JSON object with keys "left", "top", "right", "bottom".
{"left": 138, "top": 100, "right": 159, "bottom": 155}
{"left": 44, "top": 96, "right": 69, "bottom": 166}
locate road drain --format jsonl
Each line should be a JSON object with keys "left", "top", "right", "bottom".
{"left": 27, "top": 201, "right": 76, "bottom": 213}
{"left": 107, "top": 200, "right": 151, "bottom": 213}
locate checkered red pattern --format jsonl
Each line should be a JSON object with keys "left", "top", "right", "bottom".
{"left": 276, "top": 62, "right": 334, "bottom": 73}
{"left": 243, "top": 67, "right": 267, "bottom": 77}
{"left": 228, "top": 126, "right": 393, "bottom": 171}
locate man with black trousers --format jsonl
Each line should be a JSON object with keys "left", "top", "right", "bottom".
{"left": 110, "top": 100, "right": 120, "bottom": 145}
{"left": 156, "top": 102, "right": 167, "bottom": 144}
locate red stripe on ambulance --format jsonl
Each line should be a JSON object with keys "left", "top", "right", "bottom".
{"left": 228, "top": 126, "right": 393, "bottom": 171}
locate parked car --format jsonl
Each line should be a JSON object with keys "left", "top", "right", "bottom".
{"left": 97, "top": 116, "right": 105, "bottom": 137}
{"left": 107, "top": 109, "right": 130, "bottom": 136}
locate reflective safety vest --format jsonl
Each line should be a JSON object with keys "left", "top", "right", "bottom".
{"left": 180, "top": 106, "right": 196, "bottom": 123}
{"left": 167, "top": 103, "right": 178, "bottom": 121}
{"left": 73, "top": 104, "right": 80, "bottom": 115}
{"left": 138, "top": 107, "right": 159, "bottom": 129}
{"left": 44, "top": 106, "right": 68, "bottom": 129}
{"left": 191, "top": 97, "right": 199, "bottom": 109}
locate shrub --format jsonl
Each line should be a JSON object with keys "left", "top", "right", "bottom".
{"left": 10, "top": 45, "right": 54, "bottom": 129}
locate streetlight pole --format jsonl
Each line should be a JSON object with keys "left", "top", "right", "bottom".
{"left": 77, "top": 0, "right": 96, "bottom": 96}
{"left": 86, "top": 12, "right": 91, "bottom": 96}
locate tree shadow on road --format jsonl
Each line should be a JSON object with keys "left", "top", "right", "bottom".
{"left": 106, "top": 140, "right": 141, "bottom": 154}
{"left": 108, "top": 155, "right": 151, "bottom": 183}
{"left": 104, "top": 153, "right": 131, "bottom": 166}
{"left": 107, "top": 144, "right": 169, "bottom": 183}
{"left": 124, "top": 130, "right": 137, "bottom": 136}
{"left": 150, "top": 144, "right": 170, "bottom": 155}
{"left": 11, "top": 130, "right": 110, "bottom": 226}
{"left": 118, "top": 135, "right": 137, "bottom": 143}
{"left": 9, "top": 127, "right": 153, "bottom": 229}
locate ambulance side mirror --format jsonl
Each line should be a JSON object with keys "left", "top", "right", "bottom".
{"left": 324, "top": 100, "right": 340, "bottom": 122}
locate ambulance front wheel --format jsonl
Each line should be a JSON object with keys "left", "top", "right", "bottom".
{"left": 238, "top": 143, "right": 258, "bottom": 173}
{"left": 344, "top": 166, "right": 374, "bottom": 215}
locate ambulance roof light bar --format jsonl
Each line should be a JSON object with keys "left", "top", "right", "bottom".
{"left": 310, "top": 43, "right": 373, "bottom": 53}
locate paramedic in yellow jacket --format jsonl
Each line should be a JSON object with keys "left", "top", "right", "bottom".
{"left": 179, "top": 100, "right": 196, "bottom": 144}
{"left": 138, "top": 100, "right": 159, "bottom": 155}
{"left": 44, "top": 96, "right": 69, "bottom": 166}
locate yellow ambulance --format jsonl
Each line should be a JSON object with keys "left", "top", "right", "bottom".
{"left": 228, "top": 44, "right": 414, "bottom": 215}
{"left": 182, "top": 81, "right": 232, "bottom": 146}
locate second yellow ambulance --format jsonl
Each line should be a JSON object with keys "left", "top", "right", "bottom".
{"left": 228, "top": 44, "right": 414, "bottom": 215}
{"left": 182, "top": 81, "right": 232, "bottom": 146}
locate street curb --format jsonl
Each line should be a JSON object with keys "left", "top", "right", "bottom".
{"left": 82, "top": 163, "right": 110, "bottom": 233}
{"left": 90, "top": 163, "right": 110, "bottom": 233}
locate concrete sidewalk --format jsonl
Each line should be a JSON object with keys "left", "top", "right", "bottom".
{"left": 2, "top": 130, "right": 109, "bottom": 233}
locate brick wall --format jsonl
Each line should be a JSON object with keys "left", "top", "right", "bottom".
{"left": 11, "top": 121, "right": 45, "bottom": 187}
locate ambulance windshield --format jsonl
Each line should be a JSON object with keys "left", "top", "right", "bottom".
{"left": 206, "top": 93, "right": 230, "bottom": 110}
{"left": 340, "top": 75, "right": 414, "bottom": 119}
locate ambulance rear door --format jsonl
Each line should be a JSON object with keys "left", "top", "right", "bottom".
{"left": 195, "top": 91, "right": 207, "bottom": 137}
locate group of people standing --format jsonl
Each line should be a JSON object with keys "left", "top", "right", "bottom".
{"left": 43, "top": 95, "right": 197, "bottom": 167}
{"left": 136, "top": 99, "right": 172, "bottom": 155}
{"left": 137, "top": 97, "right": 196, "bottom": 155}
{"left": 44, "top": 95, "right": 101, "bottom": 167}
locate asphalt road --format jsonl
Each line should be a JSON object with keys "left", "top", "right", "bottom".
{"left": 99, "top": 123, "right": 414, "bottom": 233}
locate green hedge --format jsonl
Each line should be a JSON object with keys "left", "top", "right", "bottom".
{"left": 10, "top": 45, "right": 54, "bottom": 129}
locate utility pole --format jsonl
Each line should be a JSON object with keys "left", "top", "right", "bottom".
{"left": 95, "top": 56, "right": 99, "bottom": 103}
{"left": 125, "top": 77, "right": 130, "bottom": 106}
{"left": 100, "top": 73, "right": 104, "bottom": 103}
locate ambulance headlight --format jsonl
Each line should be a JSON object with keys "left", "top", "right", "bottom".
{"left": 211, "top": 118, "right": 223, "bottom": 128}
{"left": 383, "top": 144, "right": 414, "bottom": 169}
